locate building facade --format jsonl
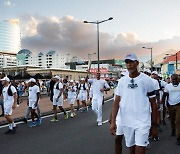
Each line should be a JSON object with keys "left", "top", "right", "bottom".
{"left": 17, "top": 49, "right": 73, "bottom": 69}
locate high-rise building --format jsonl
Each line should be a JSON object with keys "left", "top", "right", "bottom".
{"left": 0, "top": 19, "right": 21, "bottom": 54}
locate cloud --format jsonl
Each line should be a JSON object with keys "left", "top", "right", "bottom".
{"left": 21, "top": 15, "right": 180, "bottom": 61}
{"left": 4, "top": 0, "right": 15, "bottom": 7}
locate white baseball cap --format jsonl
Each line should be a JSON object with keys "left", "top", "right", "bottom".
{"left": 53, "top": 75, "right": 61, "bottom": 80}
{"left": 70, "top": 80, "right": 74, "bottom": 82}
{"left": 158, "top": 74, "right": 162, "bottom": 77}
{"left": 152, "top": 71, "right": 158, "bottom": 75}
{"left": 1, "top": 77, "right": 10, "bottom": 82}
{"left": 124, "top": 53, "right": 139, "bottom": 62}
{"left": 28, "top": 78, "right": 36, "bottom": 83}
{"left": 144, "top": 69, "right": 151, "bottom": 74}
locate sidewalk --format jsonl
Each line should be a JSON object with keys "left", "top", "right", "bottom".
{"left": 0, "top": 90, "right": 114, "bottom": 126}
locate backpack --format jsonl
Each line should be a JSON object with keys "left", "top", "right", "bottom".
{"left": 56, "top": 83, "right": 60, "bottom": 90}
{"left": 7, "top": 85, "right": 13, "bottom": 96}
{"left": 78, "top": 83, "right": 87, "bottom": 90}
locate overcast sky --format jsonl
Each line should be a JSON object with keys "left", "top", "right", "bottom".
{"left": 1, "top": 0, "right": 180, "bottom": 61}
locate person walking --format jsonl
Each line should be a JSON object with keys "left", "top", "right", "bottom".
{"left": 110, "top": 53, "right": 158, "bottom": 154}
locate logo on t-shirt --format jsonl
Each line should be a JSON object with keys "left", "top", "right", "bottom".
{"left": 128, "top": 79, "right": 138, "bottom": 89}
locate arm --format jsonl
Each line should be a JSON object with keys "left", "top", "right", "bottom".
{"left": 110, "top": 95, "right": 120, "bottom": 135}
{"left": 161, "top": 92, "right": 168, "bottom": 106}
{"left": 149, "top": 96, "right": 158, "bottom": 138}
{"left": 12, "top": 92, "right": 17, "bottom": 110}
{"left": 35, "top": 92, "right": 40, "bottom": 107}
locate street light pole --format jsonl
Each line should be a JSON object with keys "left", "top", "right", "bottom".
{"left": 142, "top": 47, "right": 153, "bottom": 71}
{"left": 97, "top": 23, "right": 100, "bottom": 71}
{"left": 84, "top": 17, "right": 113, "bottom": 72}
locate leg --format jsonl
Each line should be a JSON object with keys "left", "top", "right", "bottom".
{"left": 129, "top": 146, "right": 135, "bottom": 154}
{"left": 92, "top": 99, "right": 98, "bottom": 119}
{"left": 135, "top": 146, "right": 146, "bottom": 154}
{"left": 169, "top": 106, "right": 176, "bottom": 135}
{"left": 175, "top": 106, "right": 180, "bottom": 138}
{"left": 115, "top": 135, "right": 123, "bottom": 154}
{"left": 97, "top": 97, "right": 103, "bottom": 123}
{"left": 25, "top": 107, "right": 31, "bottom": 119}
{"left": 59, "top": 106, "right": 66, "bottom": 115}
{"left": 77, "top": 99, "right": 80, "bottom": 109}
{"left": 53, "top": 105, "right": 58, "bottom": 119}
{"left": 37, "top": 105, "right": 41, "bottom": 118}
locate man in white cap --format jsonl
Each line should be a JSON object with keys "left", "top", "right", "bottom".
{"left": 162, "top": 74, "right": 180, "bottom": 145}
{"left": 77, "top": 78, "right": 89, "bottom": 112}
{"left": 1, "top": 77, "right": 18, "bottom": 134}
{"left": 86, "top": 71, "right": 110, "bottom": 126}
{"left": 67, "top": 80, "right": 76, "bottom": 118}
{"left": 28, "top": 78, "right": 41, "bottom": 127}
{"left": 110, "top": 53, "right": 158, "bottom": 154}
{"left": 51, "top": 76, "right": 68, "bottom": 122}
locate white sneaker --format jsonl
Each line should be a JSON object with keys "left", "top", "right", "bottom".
{"left": 97, "top": 122, "right": 102, "bottom": 126}
{"left": 70, "top": 113, "right": 74, "bottom": 118}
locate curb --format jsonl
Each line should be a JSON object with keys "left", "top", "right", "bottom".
{"left": 0, "top": 95, "right": 113, "bottom": 127}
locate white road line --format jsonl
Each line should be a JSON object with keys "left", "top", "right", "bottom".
{"left": 0, "top": 97, "right": 113, "bottom": 129}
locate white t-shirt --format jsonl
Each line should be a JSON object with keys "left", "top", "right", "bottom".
{"left": 67, "top": 85, "right": 77, "bottom": 99}
{"left": 151, "top": 78, "right": 160, "bottom": 91}
{"left": 53, "top": 82, "right": 63, "bottom": 99}
{"left": 164, "top": 83, "right": 180, "bottom": 105}
{"left": 88, "top": 79, "right": 110, "bottom": 99}
{"left": 2, "top": 85, "right": 17, "bottom": 105}
{"left": 115, "top": 73, "right": 155, "bottom": 128}
{"left": 28, "top": 85, "right": 40, "bottom": 102}
{"left": 78, "top": 83, "right": 88, "bottom": 94}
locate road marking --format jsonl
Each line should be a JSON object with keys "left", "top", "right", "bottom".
{"left": 0, "top": 97, "right": 113, "bottom": 129}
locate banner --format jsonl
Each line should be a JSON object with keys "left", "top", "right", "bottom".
{"left": 90, "top": 68, "right": 108, "bottom": 74}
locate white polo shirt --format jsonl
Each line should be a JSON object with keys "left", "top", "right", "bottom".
{"left": 67, "top": 85, "right": 77, "bottom": 99}
{"left": 115, "top": 73, "right": 155, "bottom": 128}
{"left": 28, "top": 85, "right": 40, "bottom": 102}
{"left": 2, "top": 85, "right": 17, "bottom": 106}
{"left": 164, "top": 83, "right": 180, "bottom": 106}
{"left": 88, "top": 79, "right": 110, "bottom": 99}
{"left": 53, "top": 82, "right": 63, "bottom": 99}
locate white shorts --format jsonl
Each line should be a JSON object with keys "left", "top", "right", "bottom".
{"left": 4, "top": 105, "right": 13, "bottom": 116}
{"left": 78, "top": 93, "right": 87, "bottom": 101}
{"left": 68, "top": 98, "right": 75, "bottom": 105}
{"left": 122, "top": 126, "right": 150, "bottom": 147}
{"left": 29, "top": 101, "right": 37, "bottom": 109}
{"left": 53, "top": 97, "right": 63, "bottom": 107}
{"left": 116, "top": 121, "right": 123, "bottom": 136}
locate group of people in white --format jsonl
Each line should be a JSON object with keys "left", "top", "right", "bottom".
{"left": 0, "top": 69, "right": 111, "bottom": 134}
{"left": 110, "top": 53, "right": 180, "bottom": 154}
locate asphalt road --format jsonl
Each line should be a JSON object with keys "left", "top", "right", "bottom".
{"left": 0, "top": 99, "right": 180, "bottom": 154}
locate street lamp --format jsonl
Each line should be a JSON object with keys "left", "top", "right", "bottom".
{"left": 142, "top": 47, "right": 153, "bottom": 71}
{"left": 166, "top": 53, "right": 178, "bottom": 70}
{"left": 84, "top": 17, "right": 113, "bottom": 71}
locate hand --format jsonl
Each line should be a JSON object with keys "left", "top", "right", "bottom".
{"left": 12, "top": 103, "right": 16, "bottom": 110}
{"left": 151, "top": 126, "right": 158, "bottom": 138}
{"left": 34, "top": 102, "right": 38, "bottom": 107}
{"left": 100, "top": 89, "right": 104, "bottom": 92}
{"left": 56, "top": 97, "right": 59, "bottom": 102}
{"left": 110, "top": 122, "right": 117, "bottom": 136}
